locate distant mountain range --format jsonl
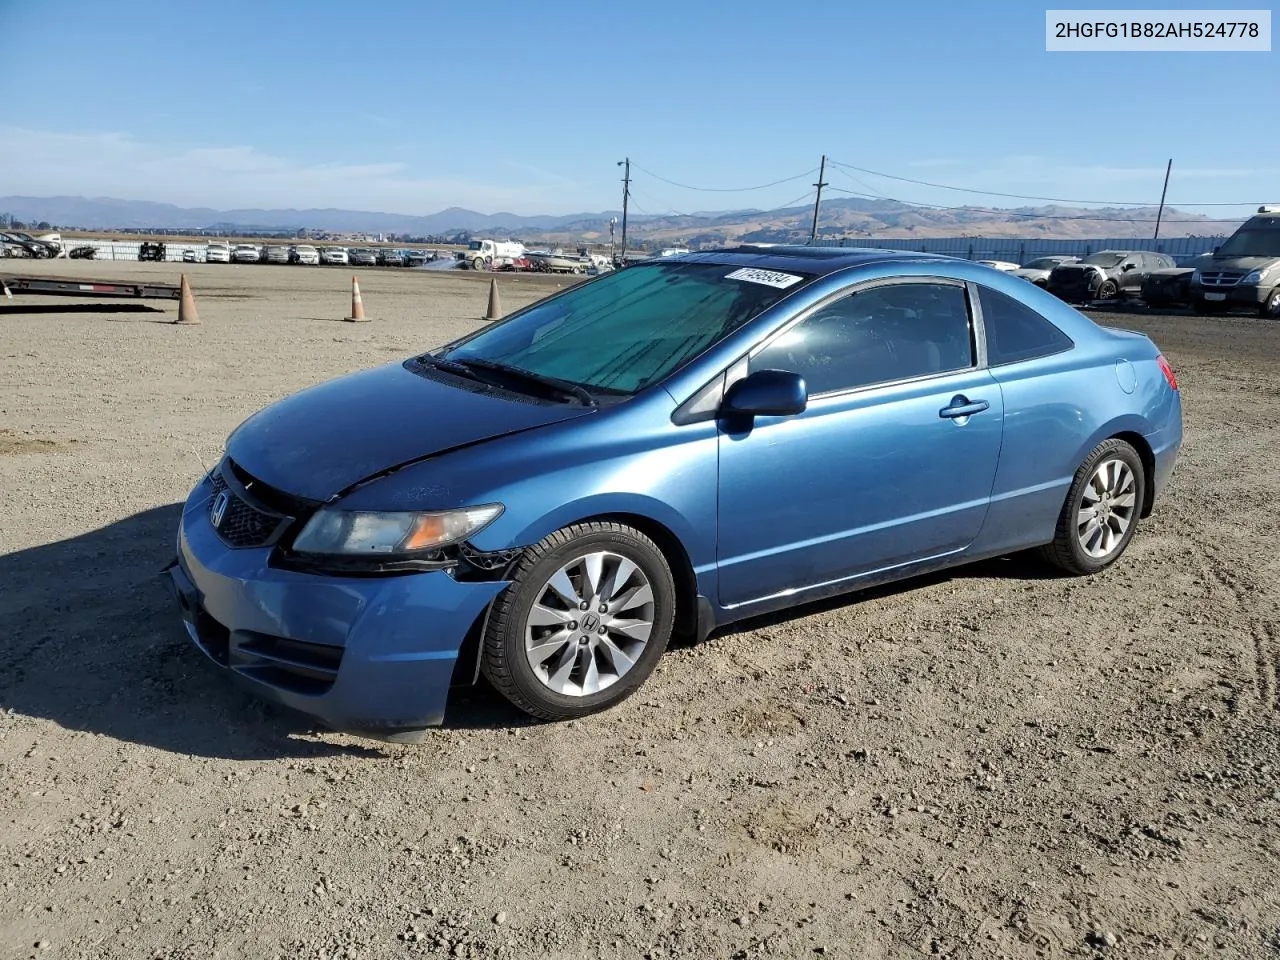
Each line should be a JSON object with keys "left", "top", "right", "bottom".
{"left": 0, "top": 195, "right": 1241, "bottom": 244}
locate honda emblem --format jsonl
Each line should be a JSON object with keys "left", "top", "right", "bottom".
{"left": 210, "top": 491, "right": 229, "bottom": 529}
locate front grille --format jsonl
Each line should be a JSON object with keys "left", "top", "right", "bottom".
{"left": 1200, "top": 270, "right": 1245, "bottom": 288}
{"left": 208, "top": 461, "right": 299, "bottom": 549}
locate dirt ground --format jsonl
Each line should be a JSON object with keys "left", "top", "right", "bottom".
{"left": 2, "top": 259, "right": 1278, "bottom": 960}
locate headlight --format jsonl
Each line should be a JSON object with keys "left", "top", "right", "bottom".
{"left": 1242, "top": 270, "right": 1262, "bottom": 285}
{"left": 292, "top": 504, "right": 504, "bottom": 556}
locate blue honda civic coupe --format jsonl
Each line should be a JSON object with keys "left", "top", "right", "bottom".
{"left": 167, "top": 247, "right": 1182, "bottom": 740}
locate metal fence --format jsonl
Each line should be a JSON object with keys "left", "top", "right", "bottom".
{"left": 822, "top": 235, "right": 1221, "bottom": 266}
{"left": 64, "top": 239, "right": 208, "bottom": 262}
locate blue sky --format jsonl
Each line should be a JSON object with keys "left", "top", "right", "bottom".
{"left": 1, "top": 0, "right": 1275, "bottom": 219}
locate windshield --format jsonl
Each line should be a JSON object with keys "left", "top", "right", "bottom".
{"left": 1026, "top": 258, "right": 1065, "bottom": 269}
{"left": 444, "top": 262, "right": 813, "bottom": 395}
{"left": 1216, "top": 229, "right": 1280, "bottom": 258}
{"left": 468, "top": 241, "right": 484, "bottom": 251}
{"left": 1082, "top": 253, "right": 1125, "bottom": 267}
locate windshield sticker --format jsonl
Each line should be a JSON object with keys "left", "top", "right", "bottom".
{"left": 724, "top": 267, "right": 804, "bottom": 289}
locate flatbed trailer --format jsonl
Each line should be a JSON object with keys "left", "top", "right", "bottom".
{"left": 1, "top": 274, "right": 181, "bottom": 301}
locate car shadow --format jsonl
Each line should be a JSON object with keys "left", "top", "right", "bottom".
{"left": 0, "top": 504, "right": 386, "bottom": 759}
{"left": 2, "top": 507, "right": 1065, "bottom": 752}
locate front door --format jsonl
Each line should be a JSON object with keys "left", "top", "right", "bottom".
{"left": 716, "top": 279, "right": 1005, "bottom": 609}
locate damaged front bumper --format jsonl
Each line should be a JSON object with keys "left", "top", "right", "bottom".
{"left": 165, "top": 474, "right": 510, "bottom": 740}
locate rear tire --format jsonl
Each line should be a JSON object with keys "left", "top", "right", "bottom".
{"left": 1038, "top": 438, "right": 1145, "bottom": 576}
{"left": 481, "top": 522, "right": 676, "bottom": 721}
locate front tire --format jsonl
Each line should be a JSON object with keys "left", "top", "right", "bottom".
{"left": 1259, "top": 286, "right": 1280, "bottom": 320}
{"left": 1038, "top": 439, "right": 1145, "bottom": 576}
{"left": 481, "top": 522, "right": 676, "bottom": 721}
{"left": 1095, "top": 280, "right": 1118, "bottom": 301}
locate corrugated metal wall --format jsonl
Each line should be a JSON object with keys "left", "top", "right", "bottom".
{"left": 824, "top": 235, "right": 1219, "bottom": 265}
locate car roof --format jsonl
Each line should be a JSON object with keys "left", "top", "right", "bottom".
{"left": 665, "top": 245, "right": 965, "bottom": 278}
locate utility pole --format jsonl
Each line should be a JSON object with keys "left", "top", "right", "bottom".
{"left": 617, "top": 157, "right": 631, "bottom": 264}
{"left": 1153, "top": 158, "right": 1172, "bottom": 241}
{"left": 809, "top": 154, "right": 828, "bottom": 244}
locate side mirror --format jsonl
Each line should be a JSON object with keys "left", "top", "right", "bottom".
{"left": 722, "top": 369, "right": 808, "bottom": 418}
{"left": 1122, "top": 262, "right": 1135, "bottom": 271}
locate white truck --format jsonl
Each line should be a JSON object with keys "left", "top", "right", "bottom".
{"left": 457, "top": 239, "right": 526, "bottom": 271}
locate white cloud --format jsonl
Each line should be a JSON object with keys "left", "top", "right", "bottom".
{"left": 0, "top": 126, "right": 594, "bottom": 214}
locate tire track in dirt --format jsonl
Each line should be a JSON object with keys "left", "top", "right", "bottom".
{"left": 1253, "top": 621, "right": 1279, "bottom": 712}
{"left": 1191, "top": 529, "right": 1279, "bottom": 713}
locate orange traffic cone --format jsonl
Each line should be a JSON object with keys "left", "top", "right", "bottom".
{"left": 346, "top": 275, "right": 368, "bottom": 322}
{"left": 175, "top": 274, "right": 200, "bottom": 325}
{"left": 483, "top": 277, "right": 503, "bottom": 322}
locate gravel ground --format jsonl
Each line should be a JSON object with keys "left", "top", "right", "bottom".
{"left": 2, "top": 260, "right": 1278, "bottom": 960}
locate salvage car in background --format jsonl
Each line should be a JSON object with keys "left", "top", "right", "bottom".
{"left": 0, "top": 231, "right": 59, "bottom": 258}
{"left": 294, "top": 244, "right": 321, "bottom": 265}
{"left": 1047, "top": 250, "right": 1176, "bottom": 303}
{"left": 378, "top": 248, "right": 405, "bottom": 267}
{"left": 205, "top": 241, "right": 232, "bottom": 263}
{"left": 232, "top": 244, "right": 263, "bottom": 264}
{"left": 168, "top": 249, "right": 1182, "bottom": 740}
{"left": 1014, "top": 256, "right": 1080, "bottom": 287}
{"left": 1141, "top": 253, "right": 1214, "bottom": 309}
{"left": 975, "top": 259, "right": 1019, "bottom": 272}
{"left": 320, "top": 247, "right": 349, "bottom": 265}
{"left": 348, "top": 247, "right": 378, "bottom": 267}
{"left": 1189, "top": 206, "right": 1280, "bottom": 317}
{"left": 265, "top": 245, "right": 291, "bottom": 265}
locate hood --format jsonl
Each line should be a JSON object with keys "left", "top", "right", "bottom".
{"left": 1013, "top": 268, "right": 1049, "bottom": 279}
{"left": 1201, "top": 255, "right": 1278, "bottom": 273}
{"left": 226, "top": 360, "right": 595, "bottom": 502}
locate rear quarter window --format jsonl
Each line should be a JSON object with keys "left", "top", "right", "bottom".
{"left": 977, "top": 286, "right": 1074, "bottom": 366}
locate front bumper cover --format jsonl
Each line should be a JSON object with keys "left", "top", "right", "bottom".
{"left": 166, "top": 475, "right": 510, "bottom": 738}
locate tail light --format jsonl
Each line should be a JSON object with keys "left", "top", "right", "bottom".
{"left": 1156, "top": 354, "right": 1178, "bottom": 390}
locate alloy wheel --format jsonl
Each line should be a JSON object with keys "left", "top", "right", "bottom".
{"left": 523, "top": 550, "right": 655, "bottom": 697}
{"left": 1077, "top": 458, "right": 1137, "bottom": 558}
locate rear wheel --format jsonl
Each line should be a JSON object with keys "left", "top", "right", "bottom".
{"left": 481, "top": 522, "right": 676, "bottom": 721}
{"left": 1039, "top": 439, "right": 1145, "bottom": 576}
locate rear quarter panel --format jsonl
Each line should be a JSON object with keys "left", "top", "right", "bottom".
{"left": 969, "top": 298, "right": 1180, "bottom": 555}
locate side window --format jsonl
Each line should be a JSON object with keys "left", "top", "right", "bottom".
{"left": 751, "top": 282, "right": 974, "bottom": 395}
{"left": 977, "top": 285, "right": 1074, "bottom": 366}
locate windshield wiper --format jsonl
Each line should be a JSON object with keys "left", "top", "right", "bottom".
{"left": 420, "top": 353, "right": 490, "bottom": 385}
{"left": 450, "top": 357, "right": 597, "bottom": 407}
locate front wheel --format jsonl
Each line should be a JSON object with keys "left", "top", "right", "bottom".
{"left": 1259, "top": 286, "right": 1280, "bottom": 320}
{"left": 481, "top": 522, "right": 676, "bottom": 721}
{"left": 472, "top": 258, "right": 485, "bottom": 271}
{"left": 1095, "top": 280, "right": 1118, "bottom": 301}
{"left": 1038, "top": 439, "right": 1145, "bottom": 576}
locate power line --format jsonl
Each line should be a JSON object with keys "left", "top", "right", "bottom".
{"left": 823, "top": 185, "right": 1246, "bottom": 224}
{"left": 632, "top": 163, "right": 818, "bottom": 193}
{"left": 826, "top": 157, "right": 1262, "bottom": 208}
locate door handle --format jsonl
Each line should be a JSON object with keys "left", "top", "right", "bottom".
{"left": 939, "top": 396, "right": 989, "bottom": 419}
